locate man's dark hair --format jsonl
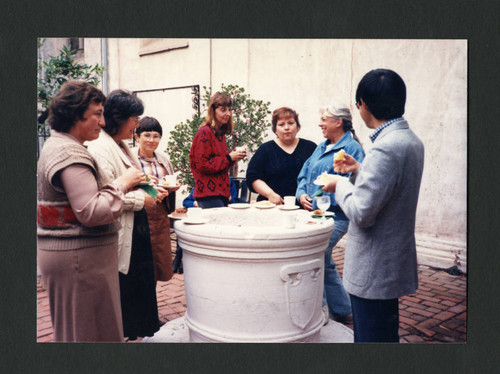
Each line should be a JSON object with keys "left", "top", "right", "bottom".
{"left": 355, "top": 69, "right": 406, "bottom": 120}
{"left": 103, "top": 89, "right": 144, "bottom": 136}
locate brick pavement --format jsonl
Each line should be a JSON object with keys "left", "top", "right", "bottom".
{"left": 37, "top": 237, "right": 466, "bottom": 343}
{"left": 331, "top": 239, "right": 467, "bottom": 343}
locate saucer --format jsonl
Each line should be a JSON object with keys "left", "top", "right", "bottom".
{"left": 229, "top": 203, "right": 251, "bottom": 209}
{"left": 278, "top": 205, "right": 300, "bottom": 211}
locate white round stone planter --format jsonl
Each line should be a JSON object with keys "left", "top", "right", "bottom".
{"left": 174, "top": 207, "right": 334, "bottom": 343}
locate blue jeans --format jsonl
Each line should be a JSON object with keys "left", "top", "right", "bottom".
{"left": 322, "top": 218, "right": 352, "bottom": 317}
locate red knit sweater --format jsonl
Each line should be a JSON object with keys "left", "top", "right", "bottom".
{"left": 189, "top": 125, "right": 234, "bottom": 199}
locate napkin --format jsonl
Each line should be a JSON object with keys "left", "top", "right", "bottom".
{"left": 311, "top": 215, "right": 335, "bottom": 219}
{"left": 137, "top": 184, "right": 158, "bottom": 199}
{"left": 312, "top": 189, "right": 324, "bottom": 197}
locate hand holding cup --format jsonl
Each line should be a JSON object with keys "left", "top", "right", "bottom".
{"left": 230, "top": 146, "right": 247, "bottom": 161}
{"left": 116, "top": 168, "right": 146, "bottom": 192}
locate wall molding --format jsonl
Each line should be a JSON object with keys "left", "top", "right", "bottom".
{"left": 337, "top": 233, "right": 467, "bottom": 274}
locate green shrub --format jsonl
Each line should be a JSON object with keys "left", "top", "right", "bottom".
{"left": 37, "top": 40, "right": 105, "bottom": 131}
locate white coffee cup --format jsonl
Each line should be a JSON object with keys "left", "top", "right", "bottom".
{"left": 235, "top": 146, "right": 246, "bottom": 152}
{"left": 284, "top": 196, "right": 296, "bottom": 207}
{"left": 162, "top": 174, "right": 177, "bottom": 186}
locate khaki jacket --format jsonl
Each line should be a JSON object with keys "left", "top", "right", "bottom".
{"left": 87, "top": 132, "right": 145, "bottom": 274}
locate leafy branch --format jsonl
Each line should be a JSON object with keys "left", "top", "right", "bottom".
{"left": 37, "top": 40, "right": 105, "bottom": 131}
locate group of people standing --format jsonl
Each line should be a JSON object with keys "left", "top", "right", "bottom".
{"left": 245, "top": 104, "right": 364, "bottom": 325}
{"left": 38, "top": 67, "right": 424, "bottom": 343}
{"left": 188, "top": 68, "right": 424, "bottom": 343}
{"left": 189, "top": 92, "right": 363, "bottom": 327}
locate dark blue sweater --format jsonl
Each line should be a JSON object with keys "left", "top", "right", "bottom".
{"left": 246, "top": 138, "right": 316, "bottom": 201}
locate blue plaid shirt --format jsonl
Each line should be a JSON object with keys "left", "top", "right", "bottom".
{"left": 369, "top": 117, "right": 404, "bottom": 143}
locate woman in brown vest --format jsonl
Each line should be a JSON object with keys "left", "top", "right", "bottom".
{"left": 132, "top": 116, "right": 179, "bottom": 297}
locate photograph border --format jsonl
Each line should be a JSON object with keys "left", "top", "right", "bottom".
{"left": 2, "top": 0, "right": 498, "bottom": 372}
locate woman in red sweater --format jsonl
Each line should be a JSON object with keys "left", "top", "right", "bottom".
{"left": 189, "top": 92, "right": 246, "bottom": 208}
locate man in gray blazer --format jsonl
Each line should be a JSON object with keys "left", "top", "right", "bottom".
{"left": 323, "top": 69, "right": 425, "bottom": 342}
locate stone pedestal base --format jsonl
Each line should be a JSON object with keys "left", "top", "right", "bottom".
{"left": 142, "top": 316, "right": 354, "bottom": 343}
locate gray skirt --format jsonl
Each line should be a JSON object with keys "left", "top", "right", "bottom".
{"left": 38, "top": 233, "right": 124, "bottom": 342}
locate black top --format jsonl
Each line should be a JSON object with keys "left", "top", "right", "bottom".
{"left": 246, "top": 138, "right": 317, "bottom": 201}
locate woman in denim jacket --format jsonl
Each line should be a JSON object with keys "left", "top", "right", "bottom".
{"left": 296, "top": 105, "right": 365, "bottom": 324}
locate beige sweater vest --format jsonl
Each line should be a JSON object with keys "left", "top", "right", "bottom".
{"left": 37, "top": 131, "right": 119, "bottom": 250}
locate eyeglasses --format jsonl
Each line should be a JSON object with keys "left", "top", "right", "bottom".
{"left": 131, "top": 116, "right": 140, "bottom": 124}
{"left": 141, "top": 133, "right": 161, "bottom": 141}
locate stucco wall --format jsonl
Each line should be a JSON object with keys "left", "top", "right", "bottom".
{"left": 74, "top": 38, "right": 468, "bottom": 271}
{"left": 241, "top": 39, "right": 468, "bottom": 240}
{"left": 213, "top": 39, "right": 467, "bottom": 245}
